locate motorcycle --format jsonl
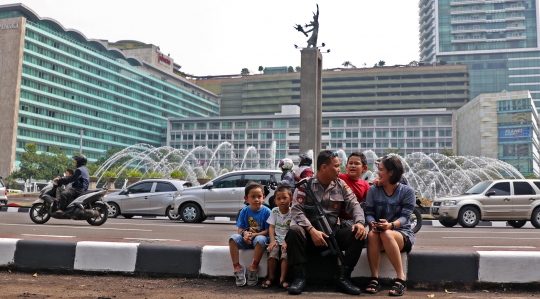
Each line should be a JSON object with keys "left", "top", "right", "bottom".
{"left": 410, "top": 191, "right": 427, "bottom": 234}
{"left": 29, "top": 180, "right": 109, "bottom": 226}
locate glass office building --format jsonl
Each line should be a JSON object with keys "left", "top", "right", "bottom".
{"left": 457, "top": 90, "right": 539, "bottom": 175}
{"left": 168, "top": 107, "right": 455, "bottom": 169}
{"left": 0, "top": 4, "right": 219, "bottom": 176}
{"left": 419, "top": 0, "right": 540, "bottom": 111}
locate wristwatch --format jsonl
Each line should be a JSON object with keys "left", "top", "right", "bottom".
{"left": 391, "top": 222, "right": 396, "bottom": 230}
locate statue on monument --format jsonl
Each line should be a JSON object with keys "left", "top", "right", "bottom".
{"left": 294, "top": 4, "right": 319, "bottom": 48}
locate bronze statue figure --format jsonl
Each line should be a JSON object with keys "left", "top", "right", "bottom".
{"left": 294, "top": 4, "right": 319, "bottom": 48}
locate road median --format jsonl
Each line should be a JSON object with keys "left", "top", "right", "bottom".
{"left": 1, "top": 238, "right": 539, "bottom": 288}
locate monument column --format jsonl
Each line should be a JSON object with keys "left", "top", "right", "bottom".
{"left": 299, "top": 48, "right": 322, "bottom": 166}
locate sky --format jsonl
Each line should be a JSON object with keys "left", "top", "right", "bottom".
{"left": 3, "top": 0, "right": 421, "bottom": 76}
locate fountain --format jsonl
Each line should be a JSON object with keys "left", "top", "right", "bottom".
{"left": 93, "top": 143, "right": 523, "bottom": 197}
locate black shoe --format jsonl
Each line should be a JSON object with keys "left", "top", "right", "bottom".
{"left": 288, "top": 265, "right": 307, "bottom": 295}
{"left": 335, "top": 265, "right": 360, "bottom": 295}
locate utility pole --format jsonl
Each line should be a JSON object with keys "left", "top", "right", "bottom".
{"left": 79, "top": 129, "right": 85, "bottom": 154}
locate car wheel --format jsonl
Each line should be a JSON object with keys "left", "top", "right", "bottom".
{"left": 439, "top": 219, "right": 458, "bottom": 227}
{"left": 507, "top": 220, "right": 527, "bottom": 228}
{"left": 166, "top": 206, "right": 181, "bottom": 220}
{"left": 180, "top": 203, "right": 201, "bottom": 223}
{"left": 123, "top": 215, "right": 134, "bottom": 219}
{"left": 411, "top": 208, "right": 423, "bottom": 234}
{"left": 458, "top": 206, "right": 480, "bottom": 228}
{"left": 107, "top": 202, "right": 120, "bottom": 218}
{"left": 531, "top": 207, "right": 540, "bottom": 228}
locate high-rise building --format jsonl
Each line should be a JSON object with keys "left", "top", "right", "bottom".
{"left": 419, "top": 0, "right": 540, "bottom": 110}
{"left": 0, "top": 4, "right": 220, "bottom": 177}
{"left": 194, "top": 65, "right": 470, "bottom": 116}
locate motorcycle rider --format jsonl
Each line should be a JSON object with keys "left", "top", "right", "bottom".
{"left": 294, "top": 154, "right": 314, "bottom": 182}
{"left": 55, "top": 155, "right": 90, "bottom": 213}
{"left": 279, "top": 158, "right": 295, "bottom": 188}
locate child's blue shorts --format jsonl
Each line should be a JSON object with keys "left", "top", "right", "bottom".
{"left": 230, "top": 234, "right": 269, "bottom": 249}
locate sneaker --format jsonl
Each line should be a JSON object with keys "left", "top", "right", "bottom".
{"left": 234, "top": 265, "right": 246, "bottom": 287}
{"left": 247, "top": 268, "right": 259, "bottom": 286}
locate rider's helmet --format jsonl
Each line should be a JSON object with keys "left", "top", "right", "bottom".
{"left": 73, "top": 154, "right": 87, "bottom": 167}
{"left": 278, "top": 158, "right": 294, "bottom": 171}
{"left": 298, "top": 154, "right": 312, "bottom": 167}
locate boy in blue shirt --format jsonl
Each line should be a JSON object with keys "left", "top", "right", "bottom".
{"left": 229, "top": 181, "right": 271, "bottom": 287}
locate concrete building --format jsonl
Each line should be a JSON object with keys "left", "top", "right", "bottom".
{"left": 0, "top": 4, "right": 220, "bottom": 177}
{"left": 419, "top": 0, "right": 540, "bottom": 111}
{"left": 168, "top": 107, "right": 456, "bottom": 169}
{"left": 456, "top": 90, "right": 539, "bottom": 175}
{"left": 193, "top": 65, "right": 470, "bottom": 116}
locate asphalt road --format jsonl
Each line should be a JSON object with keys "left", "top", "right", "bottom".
{"left": 2, "top": 212, "right": 540, "bottom": 250}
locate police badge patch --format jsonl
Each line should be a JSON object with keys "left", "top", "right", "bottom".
{"left": 296, "top": 189, "right": 306, "bottom": 204}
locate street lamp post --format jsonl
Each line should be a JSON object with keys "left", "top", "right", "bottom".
{"left": 79, "top": 129, "right": 85, "bottom": 154}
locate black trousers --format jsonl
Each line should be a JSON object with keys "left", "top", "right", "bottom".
{"left": 285, "top": 225, "right": 365, "bottom": 268}
{"left": 58, "top": 188, "right": 83, "bottom": 210}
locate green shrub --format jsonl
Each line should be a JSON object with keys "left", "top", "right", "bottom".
{"left": 104, "top": 170, "right": 117, "bottom": 178}
{"left": 127, "top": 169, "right": 143, "bottom": 178}
{"left": 170, "top": 171, "right": 186, "bottom": 179}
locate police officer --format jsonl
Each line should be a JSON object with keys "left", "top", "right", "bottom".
{"left": 286, "top": 150, "right": 367, "bottom": 295}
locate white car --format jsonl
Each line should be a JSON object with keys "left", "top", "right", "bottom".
{"left": 171, "top": 170, "right": 281, "bottom": 223}
{"left": 0, "top": 177, "right": 7, "bottom": 207}
{"left": 105, "top": 179, "right": 191, "bottom": 219}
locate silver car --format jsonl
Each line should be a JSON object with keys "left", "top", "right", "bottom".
{"left": 431, "top": 179, "right": 540, "bottom": 228}
{"left": 171, "top": 170, "right": 281, "bottom": 223}
{"left": 105, "top": 179, "right": 191, "bottom": 219}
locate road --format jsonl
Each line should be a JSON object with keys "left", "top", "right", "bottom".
{"left": 1, "top": 212, "right": 540, "bottom": 250}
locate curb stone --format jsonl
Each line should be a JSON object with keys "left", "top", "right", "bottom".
{"left": 0, "top": 238, "right": 538, "bottom": 285}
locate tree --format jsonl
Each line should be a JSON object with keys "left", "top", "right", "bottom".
{"left": 440, "top": 147, "right": 455, "bottom": 157}
{"left": 288, "top": 66, "right": 294, "bottom": 73}
{"left": 342, "top": 61, "right": 356, "bottom": 68}
{"left": 408, "top": 60, "right": 419, "bottom": 67}
{"left": 378, "top": 60, "right": 386, "bottom": 67}
{"left": 295, "top": 66, "right": 301, "bottom": 72}
{"left": 241, "top": 68, "right": 250, "bottom": 76}
{"left": 258, "top": 66, "right": 264, "bottom": 73}
{"left": 39, "top": 146, "right": 73, "bottom": 180}
{"left": 12, "top": 143, "right": 40, "bottom": 181}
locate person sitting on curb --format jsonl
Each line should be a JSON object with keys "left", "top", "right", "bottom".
{"left": 285, "top": 150, "right": 367, "bottom": 295}
{"left": 229, "top": 181, "right": 271, "bottom": 287}
{"left": 365, "top": 155, "right": 415, "bottom": 297}
{"left": 338, "top": 152, "right": 370, "bottom": 228}
{"left": 262, "top": 184, "right": 292, "bottom": 289}
{"left": 294, "top": 154, "right": 314, "bottom": 182}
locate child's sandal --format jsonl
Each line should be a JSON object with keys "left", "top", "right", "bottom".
{"left": 389, "top": 278, "right": 406, "bottom": 296}
{"left": 365, "top": 277, "right": 381, "bottom": 294}
{"left": 261, "top": 277, "right": 274, "bottom": 288}
{"left": 279, "top": 280, "right": 290, "bottom": 290}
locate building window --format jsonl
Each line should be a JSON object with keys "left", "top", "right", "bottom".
{"left": 222, "top": 122, "right": 232, "bottom": 129}
{"left": 391, "top": 118, "right": 404, "bottom": 126}
{"left": 331, "top": 119, "right": 344, "bottom": 127}
{"left": 184, "top": 123, "right": 194, "bottom": 130}
{"left": 376, "top": 119, "right": 389, "bottom": 126}
{"left": 331, "top": 132, "right": 344, "bottom": 138}
{"left": 346, "top": 132, "right": 358, "bottom": 138}
{"left": 322, "top": 120, "right": 330, "bottom": 127}
{"left": 261, "top": 121, "right": 273, "bottom": 129}
{"left": 423, "top": 117, "right": 436, "bottom": 125}
{"left": 209, "top": 122, "right": 220, "bottom": 129}
{"left": 289, "top": 120, "right": 300, "bottom": 128}
{"left": 361, "top": 119, "right": 374, "bottom": 127}
{"left": 248, "top": 121, "right": 259, "bottom": 129}
{"left": 346, "top": 119, "right": 359, "bottom": 127}
{"left": 235, "top": 122, "right": 246, "bottom": 129}
{"left": 275, "top": 121, "right": 287, "bottom": 128}
{"left": 376, "top": 131, "right": 389, "bottom": 138}
{"left": 361, "top": 131, "right": 373, "bottom": 138}
{"left": 196, "top": 122, "right": 207, "bottom": 130}
{"left": 457, "top": 26, "right": 464, "bottom": 31}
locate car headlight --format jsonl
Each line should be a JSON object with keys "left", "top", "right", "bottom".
{"left": 443, "top": 200, "right": 457, "bottom": 206}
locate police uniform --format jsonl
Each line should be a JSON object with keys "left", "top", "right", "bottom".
{"left": 285, "top": 176, "right": 366, "bottom": 268}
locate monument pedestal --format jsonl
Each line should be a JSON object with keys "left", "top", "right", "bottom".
{"left": 299, "top": 48, "right": 323, "bottom": 166}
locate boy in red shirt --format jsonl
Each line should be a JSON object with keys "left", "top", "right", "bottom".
{"left": 339, "top": 152, "right": 370, "bottom": 227}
